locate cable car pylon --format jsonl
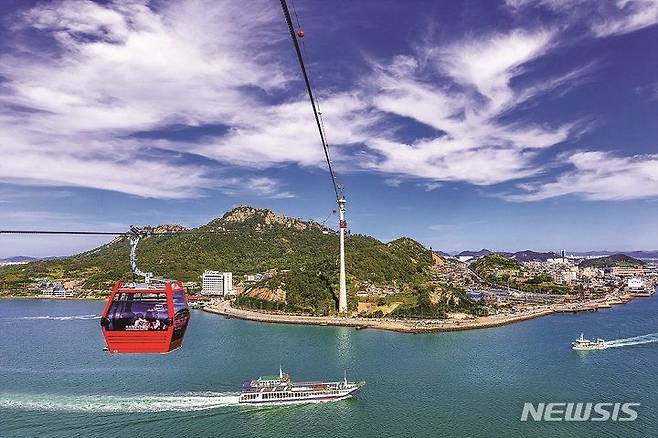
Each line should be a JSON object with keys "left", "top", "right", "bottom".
{"left": 279, "top": 0, "right": 349, "bottom": 313}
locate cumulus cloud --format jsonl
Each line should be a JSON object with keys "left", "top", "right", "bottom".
{"left": 508, "top": 152, "right": 658, "bottom": 201}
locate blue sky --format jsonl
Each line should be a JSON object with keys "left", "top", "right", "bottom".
{"left": 0, "top": 0, "right": 657, "bottom": 257}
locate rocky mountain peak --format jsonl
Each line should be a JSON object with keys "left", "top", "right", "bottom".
{"left": 152, "top": 224, "right": 188, "bottom": 234}
{"left": 215, "top": 205, "right": 321, "bottom": 231}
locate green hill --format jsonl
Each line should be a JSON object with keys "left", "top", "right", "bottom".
{"left": 579, "top": 253, "right": 645, "bottom": 268}
{"left": 470, "top": 254, "right": 521, "bottom": 275}
{"left": 469, "top": 254, "right": 569, "bottom": 294}
{"left": 0, "top": 206, "right": 444, "bottom": 314}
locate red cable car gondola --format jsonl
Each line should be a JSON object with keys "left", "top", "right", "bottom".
{"left": 0, "top": 227, "right": 193, "bottom": 354}
{"left": 100, "top": 279, "right": 190, "bottom": 354}
{"left": 98, "top": 227, "right": 191, "bottom": 354}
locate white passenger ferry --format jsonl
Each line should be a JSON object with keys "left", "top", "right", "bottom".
{"left": 239, "top": 367, "right": 365, "bottom": 404}
{"left": 571, "top": 333, "right": 607, "bottom": 350}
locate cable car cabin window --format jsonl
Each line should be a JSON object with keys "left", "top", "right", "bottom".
{"left": 105, "top": 293, "right": 171, "bottom": 331}
{"left": 173, "top": 291, "right": 187, "bottom": 313}
{"left": 171, "top": 290, "right": 190, "bottom": 342}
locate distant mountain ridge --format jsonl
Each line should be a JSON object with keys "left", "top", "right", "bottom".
{"left": 457, "top": 249, "right": 493, "bottom": 257}
{"left": 509, "top": 250, "right": 559, "bottom": 262}
{"left": 0, "top": 256, "right": 37, "bottom": 263}
{"left": 452, "top": 249, "right": 658, "bottom": 261}
{"left": 571, "top": 250, "right": 658, "bottom": 260}
{"left": 0, "top": 255, "right": 69, "bottom": 264}
{"left": 624, "top": 251, "right": 658, "bottom": 260}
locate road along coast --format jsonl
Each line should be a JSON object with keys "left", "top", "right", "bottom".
{"left": 203, "top": 300, "right": 558, "bottom": 333}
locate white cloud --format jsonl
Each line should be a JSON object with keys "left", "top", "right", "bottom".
{"left": 436, "top": 29, "right": 554, "bottom": 110}
{"left": 0, "top": 0, "right": 650, "bottom": 205}
{"left": 428, "top": 223, "right": 458, "bottom": 232}
{"left": 507, "top": 0, "right": 658, "bottom": 37}
{"left": 218, "top": 176, "right": 296, "bottom": 199}
{"left": 192, "top": 93, "right": 375, "bottom": 170}
{"left": 363, "top": 29, "right": 576, "bottom": 185}
{"left": 419, "top": 182, "right": 442, "bottom": 191}
{"left": 4, "top": 0, "right": 286, "bottom": 131}
{"left": 384, "top": 178, "right": 403, "bottom": 187}
{"left": 592, "top": 0, "right": 658, "bottom": 37}
{"left": 0, "top": 0, "right": 294, "bottom": 199}
{"left": 508, "top": 151, "right": 658, "bottom": 201}
{"left": 0, "top": 0, "right": 382, "bottom": 199}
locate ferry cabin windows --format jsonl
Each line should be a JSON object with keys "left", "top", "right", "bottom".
{"left": 250, "top": 390, "right": 348, "bottom": 401}
{"left": 261, "top": 392, "right": 305, "bottom": 400}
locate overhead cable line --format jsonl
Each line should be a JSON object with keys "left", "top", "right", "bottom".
{"left": 279, "top": 0, "right": 340, "bottom": 201}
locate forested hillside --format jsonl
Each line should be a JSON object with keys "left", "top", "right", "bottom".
{"left": 0, "top": 206, "right": 446, "bottom": 313}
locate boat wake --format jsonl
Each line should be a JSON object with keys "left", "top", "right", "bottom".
{"left": 0, "top": 392, "right": 240, "bottom": 412}
{"left": 3, "top": 314, "right": 100, "bottom": 321}
{"left": 606, "top": 332, "right": 658, "bottom": 348}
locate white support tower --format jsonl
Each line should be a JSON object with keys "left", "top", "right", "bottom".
{"left": 338, "top": 196, "right": 348, "bottom": 313}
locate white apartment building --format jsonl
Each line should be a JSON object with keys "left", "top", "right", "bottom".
{"left": 627, "top": 277, "right": 645, "bottom": 291}
{"left": 557, "top": 268, "right": 578, "bottom": 284}
{"left": 579, "top": 267, "right": 603, "bottom": 279}
{"left": 201, "top": 271, "right": 234, "bottom": 297}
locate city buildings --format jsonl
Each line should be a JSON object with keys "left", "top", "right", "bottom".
{"left": 40, "top": 281, "right": 74, "bottom": 298}
{"left": 556, "top": 268, "right": 578, "bottom": 284}
{"left": 610, "top": 266, "right": 645, "bottom": 277}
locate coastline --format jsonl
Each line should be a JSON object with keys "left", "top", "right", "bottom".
{"left": 203, "top": 292, "right": 654, "bottom": 334}
{"left": 0, "top": 295, "right": 105, "bottom": 301}
{"left": 203, "top": 300, "right": 556, "bottom": 333}
{"left": 4, "top": 289, "right": 653, "bottom": 333}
